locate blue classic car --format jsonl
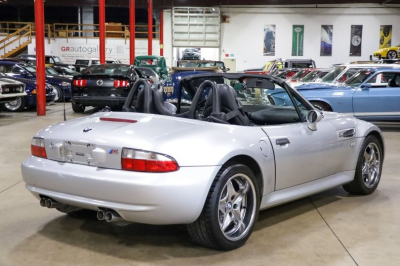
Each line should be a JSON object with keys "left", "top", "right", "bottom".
{"left": 0, "top": 59, "right": 72, "bottom": 102}
{"left": 296, "top": 67, "right": 400, "bottom": 121}
{"left": 0, "top": 73, "right": 56, "bottom": 111}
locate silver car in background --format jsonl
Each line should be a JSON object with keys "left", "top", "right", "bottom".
{"left": 21, "top": 73, "right": 384, "bottom": 250}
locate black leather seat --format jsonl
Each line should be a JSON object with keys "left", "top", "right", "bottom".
{"left": 134, "top": 84, "right": 153, "bottom": 113}
{"left": 203, "top": 84, "right": 251, "bottom": 126}
{"left": 151, "top": 89, "right": 175, "bottom": 115}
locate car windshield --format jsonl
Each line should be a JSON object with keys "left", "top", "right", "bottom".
{"left": 62, "top": 68, "right": 79, "bottom": 75}
{"left": 138, "top": 59, "right": 158, "bottom": 66}
{"left": 81, "top": 64, "right": 130, "bottom": 75}
{"left": 290, "top": 69, "right": 307, "bottom": 80}
{"left": 321, "top": 66, "right": 346, "bottom": 83}
{"left": 46, "top": 67, "right": 59, "bottom": 75}
{"left": 24, "top": 65, "right": 37, "bottom": 74}
{"left": 300, "top": 70, "right": 320, "bottom": 82}
{"left": 138, "top": 67, "right": 157, "bottom": 77}
{"left": 344, "top": 69, "right": 376, "bottom": 87}
{"left": 53, "top": 56, "right": 62, "bottom": 63}
{"left": 76, "top": 60, "right": 89, "bottom": 65}
{"left": 184, "top": 49, "right": 198, "bottom": 53}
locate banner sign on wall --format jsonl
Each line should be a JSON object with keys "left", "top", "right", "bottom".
{"left": 349, "top": 25, "right": 363, "bottom": 56}
{"left": 263, "top": 25, "right": 276, "bottom": 56}
{"left": 292, "top": 25, "right": 304, "bottom": 56}
{"left": 379, "top": 25, "right": 392, "bottom": 49}
{"left": 320, "top": 25, "right": 333, "bottom": 56}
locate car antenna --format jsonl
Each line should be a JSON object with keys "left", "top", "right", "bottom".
{"left": 63, "top": 89, "right": 66, "bottom": 121}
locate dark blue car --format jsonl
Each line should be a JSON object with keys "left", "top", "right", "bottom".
{"left": 0, "top": 73, "right": 55, "bottom": 112}
{"left": 162, "top": 68, "right": 221, "bottom": 105}
{"left": 0, "top": 59, "right": 72, "bottom": 102}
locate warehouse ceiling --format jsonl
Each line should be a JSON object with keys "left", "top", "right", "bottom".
{"left": 1, "top": 0, "right": 400, "bottom": 8}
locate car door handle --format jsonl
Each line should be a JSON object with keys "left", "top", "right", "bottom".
{"left": 276, "top": 138, "right": 290, "bottom": 146}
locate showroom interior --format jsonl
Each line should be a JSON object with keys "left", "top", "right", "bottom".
{"left": 1, "top": 0, "right": 400, "bottom": 265}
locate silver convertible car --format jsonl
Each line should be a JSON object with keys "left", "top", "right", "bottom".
{"left": 22, "top": 73, "right": 384, "bottom": 250}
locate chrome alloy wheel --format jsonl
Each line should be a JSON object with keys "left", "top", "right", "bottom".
{"left": 218, "top": 173, "right": 256, "bottom": 241}
{"left": 362, "top": 143, "right": 381, "bottom": 188}
{"left": 5, "top": 98, "right": 22, "bottom": 111}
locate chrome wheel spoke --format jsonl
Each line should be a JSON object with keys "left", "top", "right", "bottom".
{"left": 361, "top": 142, "right": 381, "bottom": 188}
{"left": 226, "top": 180, "right": 238, "bottom": 201}
{"left": 221, "top": 213, "right": 233, "bottom": 231}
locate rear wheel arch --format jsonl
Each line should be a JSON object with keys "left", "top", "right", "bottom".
{"left": 223, "top": 155, "right": 264, "bottom": 198}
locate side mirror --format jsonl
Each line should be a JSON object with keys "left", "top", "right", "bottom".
{"left": 306, "top": 109, "right": 323, "bottom": 131}
{"left": 360, "top": 83, "right": 371, "bottom": 90}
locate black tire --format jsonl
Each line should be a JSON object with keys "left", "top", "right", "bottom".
{"left": 52, "top": 85, "right": 64, "bottom": 102}
{"left": 187, "top": 164, "right": 260, "bottom": 250}
{"left": 343, "top": 135, "right": 383, "bottom": 195}
{"left": 311, "top": 101, "right": 332, "bottom": 111}
{"left": 387, "top": 50, "right": 398, "bottom": 59}
{"left": 3, "top": 97, "right": 26, "bottom": 112}
{"left": 72, "top": 101, "right": 85, "bottom": 113}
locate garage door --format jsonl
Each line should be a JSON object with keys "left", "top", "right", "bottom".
{"left": 172, "top": 7, "right": 220, "bottom": 47}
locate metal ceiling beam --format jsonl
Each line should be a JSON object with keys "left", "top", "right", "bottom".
{"left": 1, "top": 0, "right": 400, "bottom": 7}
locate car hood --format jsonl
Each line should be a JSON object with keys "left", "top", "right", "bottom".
{"left": 0, "top": 77, "right": 25, "bottom": 85}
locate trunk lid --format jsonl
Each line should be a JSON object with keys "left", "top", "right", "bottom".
{"left": 38, "top": 112, "right": 202, "bottom": 169}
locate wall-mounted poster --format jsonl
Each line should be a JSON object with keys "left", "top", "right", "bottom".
{"left": 292, "top": 25, "right": 304, "bottom": 56}
{"left": 349, "top": 25, "right": 363, "bottom": 56}
{"left": 263, "top": 25, "right": 276, "bottom": 56}
{"left": 379, "top": 25, "right": 392, "bottom": 49}
{"left": 320, "top": 25, "right": 333, "bottom": 56}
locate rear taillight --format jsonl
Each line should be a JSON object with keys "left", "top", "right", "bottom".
{"left": 121, "top": 148, "right": 179, "bottom": 172}
{"left": 31, "top": 137, "right": 47, "bottom": 159}
{"left": 114, "top": 80, "right": 129, "bottom": 87}
{"left": 73, "top": 79, "right": 87, "bottom": 87}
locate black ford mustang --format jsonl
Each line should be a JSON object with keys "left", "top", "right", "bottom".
{"left": 71, "top": 64, "right": 142, "bottom": 112}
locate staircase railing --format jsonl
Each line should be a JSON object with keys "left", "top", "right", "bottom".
{"left": 0, "top": 23, "right": 32, "bottom": 57}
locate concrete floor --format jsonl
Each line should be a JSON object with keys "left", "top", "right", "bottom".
{"left": 1, "top": 104, "right": 400, "bottom": 266}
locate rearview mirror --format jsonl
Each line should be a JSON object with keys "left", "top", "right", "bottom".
{"left": 306, "top": 110, "right": 323, "bottom": 131}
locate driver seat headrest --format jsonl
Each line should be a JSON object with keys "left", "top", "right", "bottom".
{"left": 204, "top": 84, "right": 250, "bottom": 126}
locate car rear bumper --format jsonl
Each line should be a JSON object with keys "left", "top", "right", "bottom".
{"left": 72, "top": 96, "right": 127, "bottom": 107}
{"left": 22, "top": 156, "right": 219, "bottom": 224}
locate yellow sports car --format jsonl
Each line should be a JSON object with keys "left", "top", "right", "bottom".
{"left": 373, "top": 44, "right": 400, "bottom": 59}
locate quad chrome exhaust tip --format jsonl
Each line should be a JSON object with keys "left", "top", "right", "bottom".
{"left": 39, "top": 197, "right": 61, "bottom": 208}
{"left": 105, "top": 210, "right": 124, "bottom": 223}
{"left": 97, "top": 210, "right": 106, "bottom": 221}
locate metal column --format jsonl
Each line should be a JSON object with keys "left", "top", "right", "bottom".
{"left": 160, "top": 9, "right": 163, "bottom": 56}
{"left": 99, "top": 0, "right": 106, "bottom": 64}
{"left": 130, "top": 0, "right": 135, "bottom": 64}
{"left": 148, "top": 0, "right": 152, "bottom": 55}
{"left": 34, "top": 0, "right": 46, "bottom": 116}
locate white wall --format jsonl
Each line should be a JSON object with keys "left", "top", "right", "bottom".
{"left": 220, "top": 6, "right": 400, "bottom": 70}
{"left": 27, "top": 37, "right": 160, "bottom": 64}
